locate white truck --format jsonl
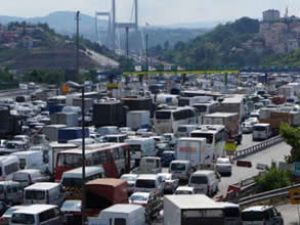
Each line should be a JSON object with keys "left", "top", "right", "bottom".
{"left": 176, "top": 137, "right": 211, "bottom": 168}
{"left": 12, "top": 151, "right": 45, "bottom": 171}
{"left": 164, "top": 194, "right": 222, "bottom": 225}
{"left": 202, "top": 112, "right": 242, "bottom": 144}
{"left": 131, "top": 156, "right": 162, "bottom": 174}
{"left": 125, "top": 137, "right": 156, "bottom": 167}
{"left": 88, "top": 204, "right": 146, "bottom": 225}
{"left": 126, "top": 110, "right": 151, "bottom": 130}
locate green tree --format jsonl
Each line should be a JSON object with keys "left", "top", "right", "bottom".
{"left": 256, "top": 164, "right": 292, "bottom": 192}
{"left": 280, "top": 123, "right": 300, "bottom": 163}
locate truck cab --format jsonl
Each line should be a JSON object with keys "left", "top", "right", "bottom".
{"left": 252, "top": 123, "right": 272, "bottom": 141}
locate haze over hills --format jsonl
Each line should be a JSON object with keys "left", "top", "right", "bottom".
{"left": 0, "top": 11, "right": 211, "bottom": 49}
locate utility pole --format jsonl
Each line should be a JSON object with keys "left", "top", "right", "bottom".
{"left": 76, "top": 11, "right": 80, "bottom": 79}
{"left": 125, "top": 26, "right": 129, "bottom": 71}
{"left": 145, "top": 33, "right": 149, "bottom": 71}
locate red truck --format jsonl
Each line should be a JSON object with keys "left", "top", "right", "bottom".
{"left": 85, "top": 178, "right": 128, "bottom": 217}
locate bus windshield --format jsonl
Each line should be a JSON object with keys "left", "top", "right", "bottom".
{"left": 156, "top": 111, "right": 171, "bottom": 119}
{"left": 192, "top": 133, "right": 213, "bottom": 144}
{"left": 58, "top": 154, "right": 82, "bottom": 167}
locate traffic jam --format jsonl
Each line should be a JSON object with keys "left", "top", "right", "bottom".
{"left": 0, "top": 72, "right": 296, "bottom": 225}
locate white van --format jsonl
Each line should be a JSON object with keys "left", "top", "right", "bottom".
{"left": 252, "top": 123, "right": 272, "bottom": 141}
{"left": 188, "top": 170, "right": 219, "bottom": 196}
{"left": 10, "top": 204, "right": 63, "bottom": 225}
{"left": 169, "top": 160, "right": 193, "bottom": 181}
{"left": 134, "top": 174, "right": 163, "bottom": 195}
{"left": 88, "top": 204, "right": 145, "bottom": 225}
{"left": 12, "top": 169, "right": 49, "bottom": 188}
{"left": 0, "top": 181, "right": 23, "bottom": 204}
{"left": 0, "top": 155, "right": 19, "bottom": 181}
{"left": 12, "top": 151, "right": 44, "bottom": 171}
{"left": 24, "top": 182, "right": 63, "bottom": 206}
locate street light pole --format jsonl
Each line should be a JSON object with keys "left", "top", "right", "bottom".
{"left": 65, "top": 81, "right": 85, "bottom": 225}
{"left": 81, "top": 85, "right": 86, "bottom": 225}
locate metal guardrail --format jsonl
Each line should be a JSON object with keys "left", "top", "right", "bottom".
{"left": 238, "top": 183, "right": 300, "bottom": 206}
{"left": 233, "top": 135, "right": 284, "bottom": 160}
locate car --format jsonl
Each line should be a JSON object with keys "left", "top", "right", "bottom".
{"left": 242, "top": 205, "right": 284, "bottom": 225}
{"left": 60, "top": 200, "right": 81, "bottom": 225}
{"left": 157, "top": 173, "right": 179, "bottom": 194}
{"left": 120, "top": 173, "right": 139, "bottom": 194}
{"left": 174, "top": 186, "right": 195, "bottom": 195}
{"left": 129, "top": 192, "right": 162, "bottom": 223}
{"left": 0, "top": 206, "right": 25, "bottom": 225}
{"left": 215, "top": 157, "right": 232, "bottom": 176}
{"left": 161, "top": 151, "right": 175, "bottom": 167}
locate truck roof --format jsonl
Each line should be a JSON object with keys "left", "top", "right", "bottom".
{"left": 178, "top": 137, "right": 206, "bottom": 142}
{"left": 86, "top": 178, "right": 126, "bottom": 187}
{"left": 136, "top": 174, "right": 158, "bottom": 180}
{"left": 164, "top": 194, "right": 218, "bottom": 209}
{"left": 192, "top": 170, "right": 215, "bottom": 175}
{"left": 101, "top": 204, "right": 143, "bottom": 214}
{"left": 24, "top": 182, "right": 60, "bottom": 191}
{"left": 204, "top": 112, "right": 238, "bottom": 117}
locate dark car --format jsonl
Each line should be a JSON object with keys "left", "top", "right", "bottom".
{"left": 161, "top": 151, "right": 175, "bottom": 167}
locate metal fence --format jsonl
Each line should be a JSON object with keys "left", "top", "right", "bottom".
{"left": 233, "top": 135, "right": 284, "bottom": 160}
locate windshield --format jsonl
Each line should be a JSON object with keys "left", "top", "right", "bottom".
{"left": 121, "top": 175, "right": 137, "bottom": 182}
{"left": 224, "top": 207, "right": 240, "bottom": 217}
{"left": 58, "top": 153, "right": 82, "bottom": 167}
{"left": 61, "top": 200, "right": 81, "bottom": 212}
{"left": 25, "top": 190, "right": 45, "bottom": 200}
{"left": 242, "top": 211, "right": 265, "bottom": 221}
{"left": 175, "top": 190, "right": 192, "bottom": 195}
{"left": 11, "top": 213, "right": 35, "bottom": 224}
{"left": 190, "top": 176, "right": 208, "bottom": 184}
{"left": 191, "top": 133, "right": 213, "bottom": 144}
{"left": 62, "top": 178, "right": 82, "bottom": 189}
{"left": 156, "top": 111, "right": 171, "bottom": 119}
{"left": 130, "top": 194, "right": 149, "bottom": 202}
{"left": 177, "top": 127, "right": 187, "bottom": 132}
{"left": 135, "top": 179, "right": 156, "bottom": 188}
{"left": 171, "top": 163, "right": 186, "bottom": 171}
{"left": 13, "top": 173, "right": 29, "bottom": 182}
{"left": 253, "top": 126, "right": 267, "bottom": 131}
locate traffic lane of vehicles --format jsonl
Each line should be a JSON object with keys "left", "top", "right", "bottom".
{"left": 218, "top": 141, "right": 291, "bottom": 197}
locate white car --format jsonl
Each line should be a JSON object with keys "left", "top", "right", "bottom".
{"left": 174, "top": 186, "right": 195, "bottom": 195}
{"left": 120, "top": 174, "right": 138, "bottom": 194}
{"left": 215, "top": 157, "right": 232, "bottom": 176}
{"left": 242, "top": 205, "right": 283, "bottom": 225}
{"left": 157, "top": 173, "right": 179, "bottom": 193}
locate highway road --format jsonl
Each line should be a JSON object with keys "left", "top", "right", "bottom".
{"left": 277, "top": 203, "right": 300, "bottom": 225}
{"left": 219, "top": 141, "right": 291, "bottom": 196}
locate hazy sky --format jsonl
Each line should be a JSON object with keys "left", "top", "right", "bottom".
{"left": 1, "top": 0, "right": 300, "bottom": 25}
